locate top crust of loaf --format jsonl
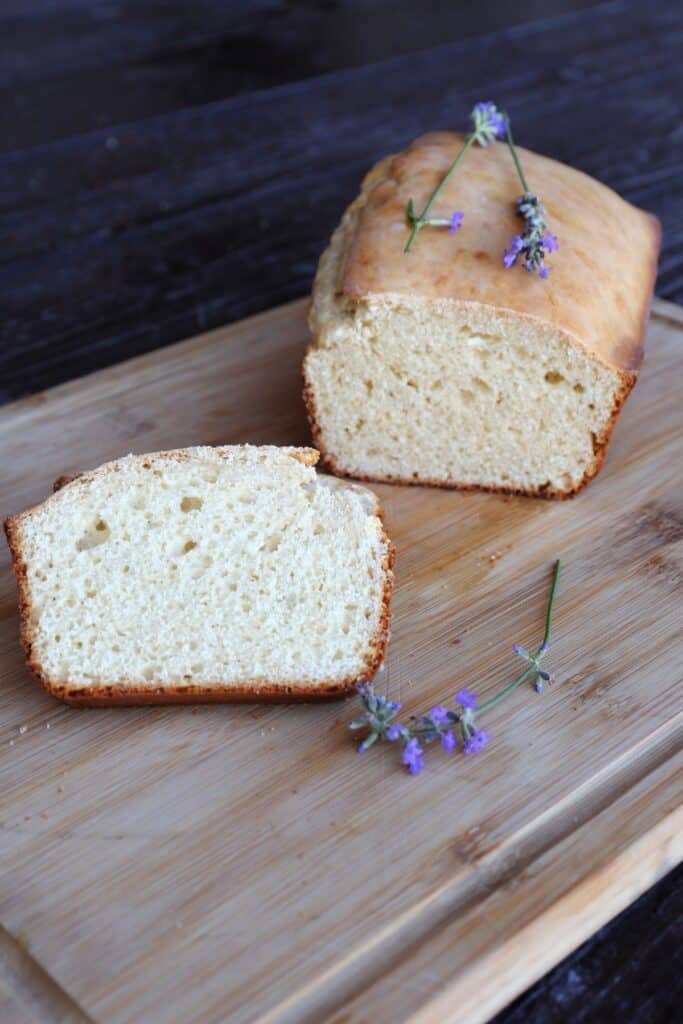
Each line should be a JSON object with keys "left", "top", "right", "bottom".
{"left": 340, "top": 132, "right": 660, "bottom": 373}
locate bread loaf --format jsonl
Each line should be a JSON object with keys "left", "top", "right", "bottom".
{"left": 4, "top": 446, "right": 394, "bottom": 705}
{"left": 303, "top": 132, "right": 660, "bottom": 497}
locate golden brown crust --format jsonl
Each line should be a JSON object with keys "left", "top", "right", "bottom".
{"left": 4, "top": 514, "right": 39, "bottom": 687}
{"left": 303, "top": 133, "right": 656, "bottom": 498}
{"left": 52, "top": 473, "right": 80, "bottom": 492}
{"left": 342, "top": 132, "right": 660, "bottom": 375}
{"left": 302, "top": 359, "right": 636, "bottom": 499}
{"left": 4, "top": 447, "right": 394, "bottom": 706}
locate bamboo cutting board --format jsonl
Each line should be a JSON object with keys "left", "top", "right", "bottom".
{"left": 0, "top": 298, "right": 681, "bottom": 1024}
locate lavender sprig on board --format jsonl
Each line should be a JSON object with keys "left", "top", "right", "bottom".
{"left": 350, "top": 684, "right": 403, "bottom": 752}
{"left": 404, "top": 101, "right": 506, "bottom": 253}
{"left": 349, "top": 560, "right": 562, "bottom": 776}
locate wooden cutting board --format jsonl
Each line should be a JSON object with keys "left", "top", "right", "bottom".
{"left": 0, "top": 298, "right": 681, "bottom": 1024}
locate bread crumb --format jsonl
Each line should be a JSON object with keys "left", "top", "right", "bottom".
{"left": 18, "top": 725, "right": 28, "bottom": 735}
{"left": 8, "top": 445, "right": 392, "bottom": 702}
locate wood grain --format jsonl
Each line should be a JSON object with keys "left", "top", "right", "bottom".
{"left": 0, "top": 298, "right": 681, "bottom": 1023}
{"left": 1, "top": 1, "right": 682, "bottom": 402}
{"left": 0, "top": 0, "right": 603, "bottom": 152}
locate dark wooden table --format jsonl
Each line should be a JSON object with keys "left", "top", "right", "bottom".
{"left": 1, "top": 1, "right": 681, "bottom": 1020}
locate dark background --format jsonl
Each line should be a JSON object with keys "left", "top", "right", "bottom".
{"left": 1, "top": 1, "right": 682, "bottom": 1020}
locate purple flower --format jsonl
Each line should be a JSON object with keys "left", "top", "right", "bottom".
{"left": 456, "top": 688, "right": 479, "bottom": 710}
{"left": 504, "top": 195, "right": 556, "bottom": 279}
{"left": 503, "top": 235, "right": 524, "bottom": 269}
{"left": 471, "top": 102, "right": 507, "bottom": 145}
{"left": 543, "top": 231, "right": 559, "bottom": 253}
{"left": 441, "top": 730, "right": 457, "bottom": 753}
{"left": 535, "top": 679, "right": 544, "bottom": 694}
{"left": 429, "top": 705, "right": 450, "bottom": 725}
{"left": 448, "top": 211, "right": 464, "bottom": 234}
{"left": 402, "top": 738, "right": 425, "bottom": 776}
{"left": 386, "top": 723, "right": 403, "bottom": 741}
{"left": 513, "top": 644, "right": 529, "bottom": 658}
{"left": 464, "top": 728, "right": 491, "bottom": 755}
{"left": 352, "top": 683, "right": 403, "bottom": 737}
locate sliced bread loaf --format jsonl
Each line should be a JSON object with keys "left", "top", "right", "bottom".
{"left": 303, "top": 132, "right": 660, "bottom": 498}
{"left": 4, "top": 446, "right": 394, "bottom": 705}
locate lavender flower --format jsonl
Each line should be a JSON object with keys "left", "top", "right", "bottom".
{"left": 502, "top": 192, "right": 558, "bottom": 278}
{"left": 412, "top": 704, "right": 457, "bottom": 746}
{"left": 350, "top": 683, "right": 402, "bottom": 749}
{"left": 503, "top": 234, "right": 524, "bottom": 269}
{"left": 455, "top": 688, "right": 479, "bottom": 710}
{"left": 470, "top": 102, "right": 507, "bottom": 146}
{"left": 402, "top": 738, "right": 425, "bottom": 776}
{"left": 463, "top": 728, "right": 491, "bottom": 754}
{"left": 386, "top": 722, "right": 406, "bottom": 741}
{"left": 448, "top": 211, "right": 464, "bottom": 234}
{"left": 544, "top": 231, "right": 559, "bottom": 253}
{"left": 441, "top": 730, "right": 458, "bottom": 753}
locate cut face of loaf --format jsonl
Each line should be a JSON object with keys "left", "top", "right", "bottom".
{"left": 306, "top": 294, "right": 626, "bottom": 496}
{"left": 4, "top": 446, "right": 394, "bottom": 705}
{"left": 304, "top": 133, "right": 661, "bottom": 498}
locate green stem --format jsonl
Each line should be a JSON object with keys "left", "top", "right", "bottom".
{"left": 475, "top": 664, "right": 535, "bottom": 715}
{"left": 542, "top": 559, "right": 562, "bottom": 648}
{"left": 504, "top": 118, "right": 530, "bottom": 193}
{"left": 475, "top": 559, "right": 562, "bottom": 716}
{"left": 404, "top": 133, "right": 477, "bottom": 253}
{"left": 410, "top": 724, "right": 457, "bottom": 739}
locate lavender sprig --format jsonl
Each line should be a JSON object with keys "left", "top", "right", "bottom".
{"left": 404, "top": 101, "right": 506, "bottom": 253}
{"left": 350, "top": 560, "right": 562, "bottom": 776}
{"left": 501, "top": 119, "right": 558, "bottom": 278}
{"left": 350, "top": 683, "right": 402, "bottom": 751}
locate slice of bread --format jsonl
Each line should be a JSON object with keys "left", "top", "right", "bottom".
{"left": 4, "top": 446, "right": 394, "bottom": 705}
{"left": 303, "top": 132, "right": 661, "bottom": 498}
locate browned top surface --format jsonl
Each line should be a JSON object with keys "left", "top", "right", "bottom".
{"left": 343, "top": 132, "right": 661, "bottom": 372}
